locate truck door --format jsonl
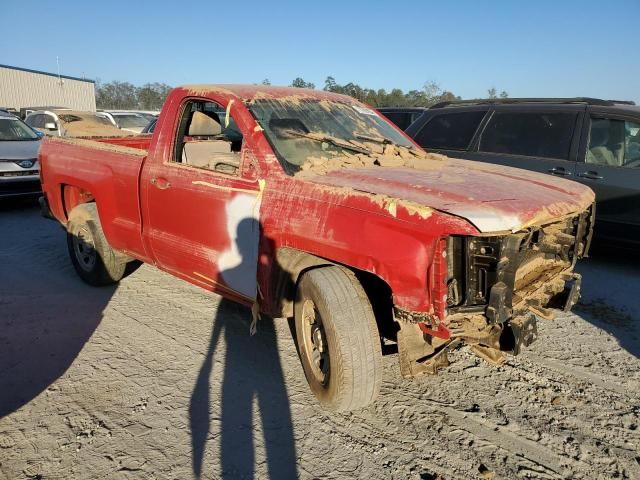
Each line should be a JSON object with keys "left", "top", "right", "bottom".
{"left": 140, "top": 98, "right": 262, "bottom": 304}
{"left": 575, "top": 114, "right": 640, "bottom": 244}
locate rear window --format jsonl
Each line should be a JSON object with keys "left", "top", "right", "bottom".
{"left": 479, "top": 111, "right": 577, "bottom": 160}
{"left": 414, "top": 111, "right": 486, "bottom": 150}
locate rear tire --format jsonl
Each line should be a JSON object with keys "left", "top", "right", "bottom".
{"left": 294, "top": 266, "right": 383, "bottom": 411}
{"left": 66, "top": 203, "right": 126, "bottom": 286}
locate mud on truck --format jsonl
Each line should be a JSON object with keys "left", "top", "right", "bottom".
{"left": 39, "top": 85, "right": 595, "bottom": 411}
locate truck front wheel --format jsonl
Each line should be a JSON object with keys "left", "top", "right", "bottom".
{"left": 66, "top": 203, "right": 126, "bottom": 286}
{"left": 294, "top": 266, "right": 383, "bottom": 411}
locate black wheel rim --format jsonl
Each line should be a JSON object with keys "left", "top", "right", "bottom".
{"left": 73, "top": 225, "right": 97, "bottom": 272}
{"left": 301, "top": 299, "right": 330, "bottom": 385}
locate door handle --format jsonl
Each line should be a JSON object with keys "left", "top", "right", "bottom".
{"left": 548, "top": 167, "right": 572, "bottom": 176}
{"left": 577, "top": 171, "right": 603, "bottom": 180}
{"left": 150, "top": 177, "right": 171, "bottom": 189}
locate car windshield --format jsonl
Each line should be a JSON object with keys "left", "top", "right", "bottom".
{"left": 56, "top": 113, "right": 126, "bottom": 137}
{"left": 58, "top": 113, "right": 112, "bottom": 125}
{"left": 114, "top": 114, "right": 149, "bottom": 128}
{"left": 0, "top": 117, "right": 39, "bottom": 141}
{"left": 247, "top": 97, "right": 414, "bottom": 172}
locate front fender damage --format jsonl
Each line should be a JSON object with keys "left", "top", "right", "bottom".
{"left": 395, "top": 206, "right": 592, "bottom": 378}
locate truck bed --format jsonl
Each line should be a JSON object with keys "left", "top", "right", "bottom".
{"left": 93, "top": 134, "right": 153, "bottom": 152}
{"left": 39, "top": 135, "right": 150, "bottom": 259}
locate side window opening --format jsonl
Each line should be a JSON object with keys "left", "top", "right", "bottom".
{"left": 173, "top": 100, "right": 243, "bottom": 175}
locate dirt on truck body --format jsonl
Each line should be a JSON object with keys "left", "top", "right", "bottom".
{"left": 38, "top": 84, "right": 595, "bottom": 411}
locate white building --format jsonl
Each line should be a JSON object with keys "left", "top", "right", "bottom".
{"left": 0, "top": 64, "right": 96, "bottom": 113}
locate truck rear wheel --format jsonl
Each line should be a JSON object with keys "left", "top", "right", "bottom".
{"left": 66, "top": 203, "right": 126, "bottom": 286}
{"left": 294, "top": 266, "right": 383, "bottom": 411}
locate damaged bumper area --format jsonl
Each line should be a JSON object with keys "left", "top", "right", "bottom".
{"left": 395, "top": 206, "right": 593, "bottom": 378}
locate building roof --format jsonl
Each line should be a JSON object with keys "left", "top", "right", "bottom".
{"left": 0, "top": 64, "right": 95, "bottom": 84}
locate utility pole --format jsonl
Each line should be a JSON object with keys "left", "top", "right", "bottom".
{"left": 56, "top": 56, "right": 64, "bottom": 86}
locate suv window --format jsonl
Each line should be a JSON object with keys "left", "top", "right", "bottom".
{"left": 414, "top": 111, "right": 486, "bottom": 150}
{"left": 587, "top": 118, "right": 640, "bottom": 168}
{"left": 479, "top": 111, "right": 577, "bottom": 160}
{"left": 384, "top": 112, "right": 421, "bottom": 131}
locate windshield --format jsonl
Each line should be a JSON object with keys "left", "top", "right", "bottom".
{"left": 0, "top": 117, "right": 39, "bottom": 141}
{"left": 247, "top": 98, "right": 415, "bottom": 173}
{"left": 58, "top": 113, "right": 112, "bottom": 125}
{"left": 113, "top": 114, "right": 149, "bottom": 128}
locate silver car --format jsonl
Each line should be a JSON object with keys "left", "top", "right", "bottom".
{"left": 0, "top": 112, "right": 41, "bottom": 198}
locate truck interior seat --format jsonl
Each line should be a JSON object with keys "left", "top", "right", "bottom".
{"left": 188, "top": 111, "right": 222, "bottom": 137}
{"left": 181, "top": 111, "right": 239, "bottom": 171}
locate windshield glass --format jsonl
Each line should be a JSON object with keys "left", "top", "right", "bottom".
{"left": 247, "top": 98, "right": 415, "bottom": 173}
{"left": 0, "top": 117, "right": 39, "bottom": 141}
{"left": 113, "top": 114, "right": 149, "bottom": 128}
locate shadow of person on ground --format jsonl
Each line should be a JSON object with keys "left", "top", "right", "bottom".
{"left": 189, "top": 218, "right": 297, "bottom": 479}
{"left": 0, "top": 201, "right": 117, "bottom": 417}
{"left": 575, "top": 243, "right": 640, "bottom": 358}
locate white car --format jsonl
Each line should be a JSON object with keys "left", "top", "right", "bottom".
{"left": 25, "top": 110, "right": 125, "bottom": 137}
{"left": 97, "top": 111, "right": 151, "bottom": 134}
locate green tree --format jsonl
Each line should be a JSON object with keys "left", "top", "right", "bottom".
{"left": 261, "top": 78, "right": 271, "bottom": 85}
{"left": 487, "top": 87, "right": 498, "bottom": 99}
{"left": 137, "top": 82, "right": 172, "bottom": 110}
{"left": 324, "top": 76, "right": 337, "bottom": 91}
{"left": 290, "top": 77, "right": 315, "bottom": 89}
{"left": 499, "top": 90, "right": 509, "bottom": 98}
{"left": 96, "top": 81, "right": 138, "bottom": 109}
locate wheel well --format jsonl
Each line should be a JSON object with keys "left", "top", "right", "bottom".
{"left": 272, "top": 248, "right": 396, "bottom": 341}
{"left": 62, "top": 184, "right": 95, "bottom": 221}
{"left": 354, "top": 269, "right": 397, "bottom": 342}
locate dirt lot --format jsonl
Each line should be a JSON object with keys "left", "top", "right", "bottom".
{"left": 1, "top": 201, "right": 639, "bottom": 480}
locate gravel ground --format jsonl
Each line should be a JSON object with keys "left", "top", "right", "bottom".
{"left": 1, "top": 200, "right": 639, "bottom": 480}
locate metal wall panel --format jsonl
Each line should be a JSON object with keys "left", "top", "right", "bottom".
{"left": 0, "top": 66, "right": 96, "bottom": 111}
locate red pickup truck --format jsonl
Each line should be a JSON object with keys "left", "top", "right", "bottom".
{"left": 39, "top": 85, "right": 595, "bottom": 411}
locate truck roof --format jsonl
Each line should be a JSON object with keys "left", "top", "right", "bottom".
{"left": 180, "top": 84, "right": 356, "bottom": 103}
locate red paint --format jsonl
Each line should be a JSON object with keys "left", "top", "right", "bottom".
{"left": 418, "top": 323, "right": 451, "bottom": 340}
{"left": 39, "top": 85, "right": 595, "bottom": 322}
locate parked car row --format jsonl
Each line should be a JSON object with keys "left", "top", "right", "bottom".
{"left": 378, "top": 98, "right": 640, "bottom": 246}
{"left": 25, "top": 109, "right": 126, "bottom": 137}
{"left": 1, "top": 107, "right": 158, "bottom": 198}
{"left": 96, "top": 111, "right": 152, "bottom": 134}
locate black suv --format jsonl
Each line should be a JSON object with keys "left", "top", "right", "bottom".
{"left": 377, "top": 107, "right": 426, "bottom": 131}
{"left": 405, "top": 98, "right": 640, "bottom": 245}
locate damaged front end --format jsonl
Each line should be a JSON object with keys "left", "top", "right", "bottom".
{"left": 395, "top": 206, "right": 594, "bottom": 377}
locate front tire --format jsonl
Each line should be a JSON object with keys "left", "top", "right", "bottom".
{"left": 294, "top": 266, "right": 383, "bottom": 411}
{"left": 66, "top": 203, "right": 126, "bottom": 286}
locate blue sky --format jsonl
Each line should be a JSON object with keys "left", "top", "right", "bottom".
{"left": 2, "top": 0, "right": 638, "bottom": 103}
